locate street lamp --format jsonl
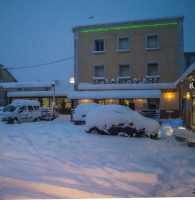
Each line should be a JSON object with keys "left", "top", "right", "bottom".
{"left": 50, "top": 82, "right": 56, "bottom": 121}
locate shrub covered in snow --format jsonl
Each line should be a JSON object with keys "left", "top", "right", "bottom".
{"left": 85, "top": 104, "right": 160, "bottom": 137}
{"left": 73, "top": 103, "right": 101, "bottom": 124}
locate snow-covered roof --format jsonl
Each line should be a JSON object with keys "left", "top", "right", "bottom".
{"left": 175, "top": 62, "right": 195, "bottom": 85}
{"left": 0, "top": 81, "right": 55, "bottom": 89}
{"left": 78, "top": 82, "right": 176, "bottom": 91}
{"left": 68, "top": 90, "right": 161, "bottom": 100}
{"left": 7, "top": 82, "right": 74, "bottom": 98}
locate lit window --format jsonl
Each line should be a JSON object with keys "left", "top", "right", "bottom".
{"left": 118, "top": 63, "right": 130, "bottom": 79}
{"left": 93, "top": 38, "right": 105, "bottom": 53}
{"left": 69, "top": 76, "right": 75, "bottom": 84}
{"left": 118, "top": 36, "right": 130, "bottom": 52}
{"left": 93, "top": 64, "right": 105, "bottom": 80}
{"left": 146, "top": 62, "right": 159, "bottom": 78}
{"left": 146, "top": 34, "right": 159, "bottom": 50}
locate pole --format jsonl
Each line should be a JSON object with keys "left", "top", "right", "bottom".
{"left": 49, "top": 82, "right": 56, "bottom": 121}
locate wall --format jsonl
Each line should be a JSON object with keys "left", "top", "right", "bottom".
{"left": 78, "top": 24, "right": 178, "bottom": 84}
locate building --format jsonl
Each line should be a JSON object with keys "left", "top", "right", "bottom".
{"left": 1, "top": 81, "right": 73, "bottom": 114}
{"left": 69, "top": 16, "right": 185, "bottom": 119}
{"left": 184, "top": 52, "right": 195, "bottom": 70}
{"left": 0, "top": 64, "right": 17, "bottom": 106}
{"left": 176, "top": 62, "right": 195, "bottom": 130}
{"left": 0, "top": 65, "right": 74, "bottom": 113}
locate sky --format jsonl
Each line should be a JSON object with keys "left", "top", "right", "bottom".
{"left": 0, "top": 0, "right": 195, "bottom": 82}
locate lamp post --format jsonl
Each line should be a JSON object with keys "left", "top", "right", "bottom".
{"left": 50, "top": 82, "right": 56, "bottom": 121}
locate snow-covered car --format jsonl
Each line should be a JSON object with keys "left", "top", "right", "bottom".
{"left": 2, "top": 99, "right": 41, "bottom": 124}
{"left": 85, "top": 104, "right": 160, "bottom": 139}
{"left": 72, "top": 103, "right": 101, "bottom": 125}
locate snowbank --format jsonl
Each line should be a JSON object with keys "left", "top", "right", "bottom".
{"left": 0, "top": 117, "right": 195, "bottom": 198}
{"left": 85, "top": 104, "right": 160, "bottom": 136}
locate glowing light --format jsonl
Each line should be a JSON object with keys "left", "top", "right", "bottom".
{"left": 80, "top": 22, "right": 177, "bottom": 33}
{"left": 186, "top": 92, "right": 190, "bottom": 100}
{"left": 167, "top": 93, "right": 173, "bottom": 100}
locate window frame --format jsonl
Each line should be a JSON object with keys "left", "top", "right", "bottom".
{"left": 93, "top": 64, "right": 105, "bottom": 80}
{"left": 92, "top": 38, "right": 105, "bottom": 54}
{"left": 117, "top": 62, "right": 131, "bottom": 79}
{"left": 146, "top": 61, "right": 160, "bottom": 78}
{"left": 145, "top": 33, "right": 159, "bottom": 50}
{"left": 117, "top": 36, "right": 130, "bottom": 52}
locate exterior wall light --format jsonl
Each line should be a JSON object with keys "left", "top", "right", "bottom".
{"left": 167, "top": 93, "right": 173, "bottom": 100}
{"left": 186, "top": 92, "right": 190, "bottom": 100}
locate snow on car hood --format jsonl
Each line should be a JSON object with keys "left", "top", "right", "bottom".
{"left": 85, "top": 104, "right": 160, "bottom": 136}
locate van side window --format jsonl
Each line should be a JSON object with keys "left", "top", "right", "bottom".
{"left": 28, "top": 106, "right": 33, "bottom": 112}
{"left": 34, "top": 106, "right": 40, "bottom": 111}
{"left": 20, "top": 106, "right": 27, "bottom": 112}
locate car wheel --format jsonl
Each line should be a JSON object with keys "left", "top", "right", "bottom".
{"left": 89, "top": 127, "right": 99, "bottom": 134}
{"left": 150, "top": 133, "right": 158, "bottom": 139}
{"left": 13, "top": 118, "right": 18, "bottom": 124}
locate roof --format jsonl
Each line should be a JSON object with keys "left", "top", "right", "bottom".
{"left": 68, "top": 90, "right": 161, "bottom": 100}
{"left": 0, "top": 81, "right": 55, "bottom": 89}
{"left": 0, "top": 64, "right": 17, "bottom": 82}
{"left": 7, "top": 82, "right": 74, "bottom": 98}
{"left": 175, "top": 62, "right": 195, "bottom": 85}
{"left": 72, "top": 16, "right": 184, "bottom": 33}
{"left": 78, "top": 82, "right": 176, "bottom": 91}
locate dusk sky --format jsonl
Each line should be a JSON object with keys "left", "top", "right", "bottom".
{"left": 0, "top": 0, "right": 195, "bottom": 82}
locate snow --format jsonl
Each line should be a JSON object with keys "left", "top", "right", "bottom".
{"left": 85, "top": 104, "right": 160, "bottom": 136}
{"left": 10, "top": 99, "right": 40, "bottom": 107}
{"left": 0, "top": 81, "right": 55, "bottom": 89}
{"left": 78, "top": 82, "right": 176, "bottom": 90}
{"left": 175, "top": 62, "right": 195, "bottom": 86}
{"left": 73, "top": 103, "right": 101, "bottom": 122}
{"left": 68, "top": 89, "right": 161, "bottom": 99}
{"left": 7, "top": 81, "right": 74, "bottom": 97}
{"left": 0, "top": 115, "right": 195, "bottom": 198}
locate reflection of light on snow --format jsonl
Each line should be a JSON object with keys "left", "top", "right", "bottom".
{"left": 178, "top": 127, "right": 186, "bottom": 130}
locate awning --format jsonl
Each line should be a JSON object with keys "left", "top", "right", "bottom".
{"left": 68, "top": 90, "right": 161, "bottom": 100}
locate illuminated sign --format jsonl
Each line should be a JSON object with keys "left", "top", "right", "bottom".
{"left": 80, "top": 22, "right": 177, "bottom": 33}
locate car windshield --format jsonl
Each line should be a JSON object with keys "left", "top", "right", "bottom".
{"left": 3, "top": 105, "right": 17, "bottom": 112}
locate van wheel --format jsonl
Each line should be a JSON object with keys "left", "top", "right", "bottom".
{"left": 36, "top": 117, "right": 41, "bottom": 122}
{"left": 13, "top": 118, "right": 18, "bottom": 124}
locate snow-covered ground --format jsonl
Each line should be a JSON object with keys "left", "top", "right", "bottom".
{"left": 0, "top": 115, "right": 195, "bottom": 198}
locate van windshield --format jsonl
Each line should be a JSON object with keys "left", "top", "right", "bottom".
{"left": 3, "top": 105, "right": 17, "bottom": 112}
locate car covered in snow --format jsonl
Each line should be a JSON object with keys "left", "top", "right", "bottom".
{"left": 72, "top": 103, "right": 101, "bottom": 125}
{"left": 2, "top": 99, "right": 41, "bottom": 124}
{"left": 85, "top": 104, "right": 160, "bottom": 139}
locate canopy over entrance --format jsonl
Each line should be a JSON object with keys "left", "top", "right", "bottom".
{"left": 68, "top": 90, "right": 161, "bottom": 100}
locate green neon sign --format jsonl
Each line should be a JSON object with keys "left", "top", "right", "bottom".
{"left": 80, "top": 22, "right": 177, "bottom": 33}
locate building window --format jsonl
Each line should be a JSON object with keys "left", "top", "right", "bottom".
{"left": 69, "top": 76, "right": 75, "bottom": 84}
{"left": 145, "top": 34, "right": 159, "bottom": 50}
{"left": 93, "top": 38, "right": 105, "bottom": 53}
{"left": 146, "top": 62, "right": 159, "bottom": 78}
{"left": 93, "top": 64, "right": 105, "bottom": 80}
{"left": 118, "top": 36, "right": 130, "bottom": 52}
{"left": 118, "top": 63, "right": 130, "bottom": 79}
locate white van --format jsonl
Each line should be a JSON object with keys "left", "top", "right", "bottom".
{"left": 2, "top": 99, "right": 41, "bottom": 124}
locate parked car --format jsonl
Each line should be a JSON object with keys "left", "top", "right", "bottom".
{"left": 85, "top": 104, "right": 160, "bottom": 139}
{"left": 2, "top": 99, "right": 41, "bottom": 124}
{"left": 72, "top": 103, "right": 101, "bottom": 125}
{"left": 41, "top": 106, "right": 59, "bottom": 120}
